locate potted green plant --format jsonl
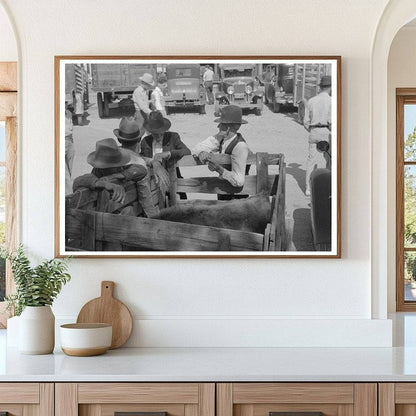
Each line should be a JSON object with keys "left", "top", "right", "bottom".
{"left": 1, "top": 245, "right": 71, "bottom": 354}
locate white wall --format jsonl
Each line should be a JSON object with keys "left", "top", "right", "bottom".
{"left": 0, "top": 3, "right": 16, "bottom": 61}
{"left": 1, "top": 0, "right": 393, "bottom": 346}
{"left": 387, "top": 25, "right": 416, "bottom": 312}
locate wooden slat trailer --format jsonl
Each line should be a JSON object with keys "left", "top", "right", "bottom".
{"left": 65, "top": 152, "right": 286, "bottom": 252}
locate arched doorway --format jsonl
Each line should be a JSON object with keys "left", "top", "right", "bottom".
{"left": 371, "top": 0, "right": 416, "bottom": 319}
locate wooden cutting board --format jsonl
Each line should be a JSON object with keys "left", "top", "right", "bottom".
{"left": 76, "top": 281, "right": 133, "bottom": 349}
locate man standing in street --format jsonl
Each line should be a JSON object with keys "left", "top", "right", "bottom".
{"left": 192, "top": 105, "right": 250, "bottom": 198}
{"left": 203, "top": 65, "right": 214, "bottom": 105}
{"left": 132, "top": 73, "right": 155, "bottom": 128}
{"left": 303, "top": 75, "right": 332, "bottom": 197}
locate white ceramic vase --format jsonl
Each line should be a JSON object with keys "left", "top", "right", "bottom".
{"left": 19, "top": 306, "right": 55, "bottom": 354}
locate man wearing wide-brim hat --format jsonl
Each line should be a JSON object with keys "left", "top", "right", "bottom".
{"left": 132, "top": 72, "right": 156, "bottom": 128}
{"left": 192, "top": 105, "right": 250, "bottom": 193}
{"left": 73, "top": 138, "right": 149, "bottom": 210}
{"left": 303, "top": 75, "right": 332, "bottom": 197}
{"left": 113, "top": 117, "right": 159, "bottom": 217}
{"left": 140, "top": 111, "right": 191, "bottom": 198}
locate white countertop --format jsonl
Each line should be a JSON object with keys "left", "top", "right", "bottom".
{"left": 2, "top": 328, "right": 416, "bottom": 382}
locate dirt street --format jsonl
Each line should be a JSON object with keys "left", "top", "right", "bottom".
{"left": 70, "top": 96, "right": 315, "bottom": 251}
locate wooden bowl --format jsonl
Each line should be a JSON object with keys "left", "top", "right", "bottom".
{"left": 60, "top": 323, "right": 112, "bottom": 356}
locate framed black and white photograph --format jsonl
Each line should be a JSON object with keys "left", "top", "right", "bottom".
{"left": 55, "top": 56, "right": 341, "bottom": 258}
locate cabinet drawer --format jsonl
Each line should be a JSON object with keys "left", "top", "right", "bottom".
{"left": 56, "top": 383, "right": 215, "bottom": 416}
{"left": 217, "top": 383, "right": 376, "bottom": 416}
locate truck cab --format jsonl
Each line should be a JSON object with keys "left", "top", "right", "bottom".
{"left": 164, "top": 64, "right": 206, "bottom": 114}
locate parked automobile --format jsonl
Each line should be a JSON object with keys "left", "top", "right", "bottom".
{"left": 164, "top": 64, "right": 206, "bottom": 115}
{"left": 91, "top": 63, "right": 157, "bottom": 118}
{"left": 214, "top": 64, "right": 263, "bottom": 116}
{"left": 264, "top": 63, "right": 331, "bottom": 117}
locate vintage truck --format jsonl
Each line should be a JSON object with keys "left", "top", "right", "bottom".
{"left": 65, "top": 63, "right": 89, "bottom": 124}
{"left": 65, "top": 152, "right": 287, "bottom": 252}
{"left": 264, "top": 63, "right": 331, "bottom": 116}
{"left": 214, "top": 64, "right": 263, "bottom": 116}
{"left": 164, "top": 64, "right": 206, "bottom": 114}
{"left": 91, "top": 64, "right": 157, "bottom": 118}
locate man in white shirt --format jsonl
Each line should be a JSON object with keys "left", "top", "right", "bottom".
{"left": 303, "top": 75, "right": 332, "bottom": 196}
{"left": 192, "top": 105, "right": 250, "bottom": 197}
{"left": 132, "top": 73, "right": 155, "bottom": 128}
{"left": 151, "top": 75, "right": 167, "bottom": 115}
{"left": 203, "top": 65, "right": 215, "bottom": 105}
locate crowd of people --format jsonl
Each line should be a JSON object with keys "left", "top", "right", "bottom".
{"left": 64, "top": 71, "right": 332, "bottom": 218}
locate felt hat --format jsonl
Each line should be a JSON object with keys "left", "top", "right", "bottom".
{"left": 113, "top": 117, "right": 142, "bottom": 142}
{"left": 214, "top": 105, "right": 247, "bottom": 124}
{"left": 143, "top": 111, "right": 172, "bottom": 134}
{"left": 139, "top": 73, "right": 155, "bottom": 87}
{"left": 87, "top": 138, "right": 140, "bottom": 169}
{"left": 319, "top": 75, "right": 331, "bottom": 88}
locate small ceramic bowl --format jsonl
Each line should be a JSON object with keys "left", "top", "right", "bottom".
{"left": 60, "top": 323, "right": 112, "bottom": 357}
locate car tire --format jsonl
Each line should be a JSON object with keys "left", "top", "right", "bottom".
{"left": 199, "top": 105, "right": 206, "bottom": 115}
{"left": 103, "top": 93, "right": 110, "bottom": 118}
{"left": 97, "top": 93, "right": 104, "bottom": 118}
{"left": 255, "top": 108, "right": 262, "bottom": 116}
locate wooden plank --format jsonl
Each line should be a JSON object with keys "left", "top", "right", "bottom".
{"left": 177, "top": 153, "right": 282, "bottom": 167}
{"left": 353, "top": 384, "right": 377, "bottom": 416}
{"left": 233, "top": 383, "right": 354, "bottom": 404}
{"left": 100, "top": 403, "right": 185, "bottom": 416}
{"left": 379, "top": 384, "right": 395, "bottom": 416}
{"left": 55, "top": 383, "right": 78, "bottom": 416}
{"left": 67, "top": 210, "right": 264, "bottom": 251}
{"left": 256, "top": 153, "right": 269, "bottom": 194}
{"left": 168, "top": 159, "right": 178, "bottom": 206}
{"left": 81, "top": 210, "right": 96, "bottom": 251}
{"left": 0, "top": 62, "right": 17, "bottom": 91}
{"left": 78, "top": 383, "right": 199, "bottom": 404}
{"left": 0, "top": 383, "right": 39, "bottom": 403}
{"left": 395, "top": 383, "right": 416, "bottom": 403}
{"left": 217, "top": 384, "right": 233, "bottom": 416}
{"left": 39, "top": 383, "right": 54, "bottom": 416}
{"left": 176, "top": 175, "right": 274, "bottom": 195}
{"left": 263, "top": 223, "right": 271, "bottom": 251}
{"left": 0, "top": 92, "right": 17, "bottom": 120}
{"left": 199, "top": 384, "right": 215, "bottom": 416}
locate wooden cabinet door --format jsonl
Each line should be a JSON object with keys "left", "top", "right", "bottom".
{"left": 379, "top": 383, "right": 416, "bottom": 416}
{"left": 0, "top": 383, "right": 53, "bottom": 416}
{"left": 56, "top": 383, "right": 215, "bottom": 416}
{"left": 217, "top": 383, "right": 377, "bottom": 416}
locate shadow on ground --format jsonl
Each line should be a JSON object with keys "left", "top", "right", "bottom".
{"left": 286, "top": 163, "right": 307, "bottom": 194}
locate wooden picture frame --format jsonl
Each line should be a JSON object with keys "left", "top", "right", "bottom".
{"left": 55, "top": 56, "right": 341, "bottom": 258}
